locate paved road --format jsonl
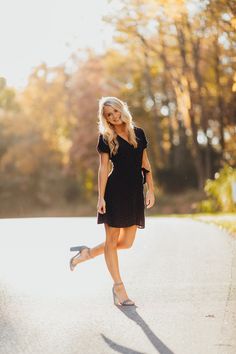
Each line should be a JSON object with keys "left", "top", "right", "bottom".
{"left": 0, "top": 217, "right": 235, "bottom": 354}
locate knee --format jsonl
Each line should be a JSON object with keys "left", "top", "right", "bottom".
{"left": 105, "top": 237, "right": 119, "bottom": 249}
{"left": 118, "top": 241, "right": 133, "bottom": 249}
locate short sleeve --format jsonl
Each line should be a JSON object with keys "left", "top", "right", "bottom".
{"left": 96, "top": 134, "right": 110, "bottom": 154}
{"left": 140, "top": 128, "right": 148, "bottom": 149}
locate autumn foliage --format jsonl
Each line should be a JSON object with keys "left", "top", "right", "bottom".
{"left": 0, "top": 0, "right": 235, "bottom": 216}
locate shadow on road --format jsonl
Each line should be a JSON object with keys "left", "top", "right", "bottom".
{"left": 101, "top": 307, "right": 174, "bottom": 354}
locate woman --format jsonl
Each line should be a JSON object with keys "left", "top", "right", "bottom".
{"left": 70, "top": 96, "right": 155, "bottom": 306}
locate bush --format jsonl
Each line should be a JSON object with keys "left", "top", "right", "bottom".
{"left": 197, "top": 164, "right": 236, "bottom": 213}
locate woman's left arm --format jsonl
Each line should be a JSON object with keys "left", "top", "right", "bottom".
{"left": 142, "top": 149, "right": 156, "bottom": 208}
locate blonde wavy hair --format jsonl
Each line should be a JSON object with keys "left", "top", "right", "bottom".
{"left": 97, "top": 96, "right": 138, "bottom": 156}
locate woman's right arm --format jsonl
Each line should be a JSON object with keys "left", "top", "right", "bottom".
{"left": 97, "top": 152, "right": 110, "bottom": 213}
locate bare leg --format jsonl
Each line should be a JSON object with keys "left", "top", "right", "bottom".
{"left": 92, "top": 225, "right": 137, "bottom": 255}
{"left": 72, "top": 224, "right": 137, "bottom": 266}
{"left": 70, "top": 224, "right": 137, "bottom": 303}
{"left": 103, "top": 224, "right": 121, "bottom": 283}
{"left": 103, "top": 223, "right": 137, "bottom": 304}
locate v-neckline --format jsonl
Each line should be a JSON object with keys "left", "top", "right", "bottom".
{"left": 117, "top": 134, "right": 131, "bottom": 145}
{"left": 116, "top": 128, "right": 137, "bottom": 146}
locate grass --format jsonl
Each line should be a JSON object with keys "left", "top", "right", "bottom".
{"left": 190, "top": 213, "right": 236, "bottom": 238}
{"left": 205, "top": 220, "right": 236, "bottom": 237}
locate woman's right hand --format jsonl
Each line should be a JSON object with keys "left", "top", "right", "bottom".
{"left": 97, "top": 197, "right": 106, "bottom": 214}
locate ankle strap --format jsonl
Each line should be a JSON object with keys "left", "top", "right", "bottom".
{"left": 114, "top": 281, "right": 123, "bottom": 286}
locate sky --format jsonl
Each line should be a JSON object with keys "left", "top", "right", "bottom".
{"left": 0, "top": 0, "right": 116, "bottom": 89}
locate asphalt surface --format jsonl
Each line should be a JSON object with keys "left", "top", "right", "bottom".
{"left": 0, "top": 216, "right": 235, "bottom": 354}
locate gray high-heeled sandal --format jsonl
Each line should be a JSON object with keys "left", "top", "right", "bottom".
{"left": 112, "top": 281, "right": 135, "bottom": 306}
{"left": 69, "top": 245, "right": 91, "bottom": 271}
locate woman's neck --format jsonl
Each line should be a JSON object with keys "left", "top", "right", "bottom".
{"left": 114, "top": 124, "right": 127, "bottom": 135}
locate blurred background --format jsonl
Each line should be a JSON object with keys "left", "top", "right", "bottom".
{"left": 0, "top": 0, "right": 235, "bottom": 218}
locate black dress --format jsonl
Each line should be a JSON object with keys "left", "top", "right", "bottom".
{"left": 96, "top": 126, "right": 149, "bottom": 229}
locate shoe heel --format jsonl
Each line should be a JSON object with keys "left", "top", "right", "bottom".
{"left": 70, "top": 245, "right": 87, "bottom": 252}
{"left": 112, "top": 287, "right": 120, "bottom": 305}
{"left": 69, "top": 246, "right": 90, "bottom": 271}
{"left": 112, "top": 282, "right": 135, "bottom": 306}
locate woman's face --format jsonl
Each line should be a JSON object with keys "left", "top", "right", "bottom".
{"left": 103, "top": 105, "right": 122, "bottom": 126}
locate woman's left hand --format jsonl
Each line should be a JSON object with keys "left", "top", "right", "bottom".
{"left": 145, "top": 190, "right": 155, "bottom": 208}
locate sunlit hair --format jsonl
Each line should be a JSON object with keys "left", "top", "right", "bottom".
{"left": 97, "top": 96, "right": 138, "bottom": 156}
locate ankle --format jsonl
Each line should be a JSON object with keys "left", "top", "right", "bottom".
{"left": 88, "top": 248, "right": 94, "bottom": 258}
{"left": 113, "top": 281, "right": 123, "bottom": 287}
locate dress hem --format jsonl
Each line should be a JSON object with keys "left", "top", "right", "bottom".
{"left": 97, "top": 220, "right": 145, "bottom": 229}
